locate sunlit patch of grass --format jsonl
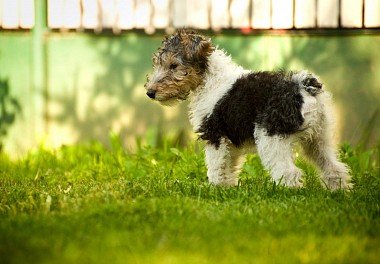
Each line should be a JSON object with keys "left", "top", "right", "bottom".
{"left": 0, "top": 140, "right": 379, "bottom": 263}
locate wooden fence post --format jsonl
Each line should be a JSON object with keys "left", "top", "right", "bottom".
{"left": 32, "top": 0, "right": 48, "bottom": 142}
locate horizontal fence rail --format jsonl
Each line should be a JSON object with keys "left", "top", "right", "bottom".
{"left": 0, "top": 0, "right": 379, "bottom": 31}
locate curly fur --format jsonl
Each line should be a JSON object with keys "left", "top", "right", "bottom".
{"left": 145, "top": 30, "right": 214, "bottom": 103}
{"left": 145, "top": 30, "right": 351, "bottom": 190}
{"left": 197, "top": 71, "right": 306, "bottom": 148}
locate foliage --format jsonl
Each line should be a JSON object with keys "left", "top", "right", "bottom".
{"left": 0, "top": 77, "right": 21, "bottom": 151}
{"left": 0, "top": 140, "right": 379, "bottom": 263}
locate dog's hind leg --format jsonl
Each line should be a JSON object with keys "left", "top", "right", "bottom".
{"left": 302, "top": 133, "right": 351, "bottom": 190}
{"left": 301, "top": 93, "right": 351, "bottom": 190}
{"left": 254, "top": 127, "right": 303, "bottom": 188}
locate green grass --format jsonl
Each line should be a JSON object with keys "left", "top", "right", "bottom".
{"left": 0, "top": 139, "right": 379, "bottom": 264}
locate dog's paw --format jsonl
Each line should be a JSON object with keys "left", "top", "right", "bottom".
{"left": 324, "top": 175, "right": 352, "bottom": 191}
{"left": 276, "top": 170, "right": 304, "bottom": 188}
{"left": 208, "top": 175, "right": 239, "bottom": 187}
{"left": 322, "top": 164, "right": 352, "bottom": 191}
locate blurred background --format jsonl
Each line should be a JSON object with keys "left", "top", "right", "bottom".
{"left": 0, "top": 0, "right": 379, "bottom": 156}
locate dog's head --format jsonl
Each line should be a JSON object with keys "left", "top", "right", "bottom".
{"left": 144, "top": 29, "right": 214, "bottom": 105}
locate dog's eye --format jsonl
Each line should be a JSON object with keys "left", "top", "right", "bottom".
{"left": 169, "top": 63, "right": 178, "bottom": 70}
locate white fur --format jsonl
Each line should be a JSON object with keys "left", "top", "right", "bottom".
{"left": 291, "top": 70, "right": 313, "bottom": 86}
{"left": 254, "top": 127, "right": 303, "bottom": 187}
{"left": 188, "top": 49, "right": 350, "bottom": 189}
{"left": 204, "top": 138, "right": 242, "bottom": 186}
{"left": 188, "top": 49, "right": 248, "bottom": 131}
{"left": 149, "top": 67, "right": 166, "bottom": 84}
{"left": 300, "top": 91, "right": 351, "bottom": 189}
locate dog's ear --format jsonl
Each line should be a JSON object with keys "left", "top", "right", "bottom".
{"left": 178, "top": 30, "right": 214, "bottom": 63}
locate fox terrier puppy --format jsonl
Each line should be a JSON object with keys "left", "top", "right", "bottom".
{"left": 145, "top": 30, "right": 351, "bottom": 190}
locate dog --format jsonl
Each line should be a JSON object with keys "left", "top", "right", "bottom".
{"left": 144, "top": 29, "right": 351, "bottom": 190}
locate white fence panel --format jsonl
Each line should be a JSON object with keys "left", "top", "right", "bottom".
{"left": 48, "top": 0, "right": 63, "bottom": 28}
{"left": 172, "top": 0, "right": 187, "bottom": 28}
{"left": 187, "top": 0, "right": 210, "bottom": 29}
{"left": 272, "top": 0, "right": 293, "bottom": 29}
{"left": 341, "top": 0, "right": 363, "bottom": 28}
{"left": 2, "top": 0, "right": 19, "bottom": 29}
{"left": 82, "top": 0, "right": 99, "bottom": 29}
{"left": 134, "top": 0, "right": 151, "bottom": 29}
{"left": 63, "top": 0, "right": 81, "bottom": 29}
{"left": 251, "top": 0, "right": 271, "bottom": 29}
{"left": 365, "top": 0, "right": 380, "bottom": 27}
{"left": 295, "top": 0, "right": 316, "bottom": 28}
{"left": 210, "top": 0, "right": 229, "bottom": 29}
{"left": 100, "top": 0, "right": 118, "bottom": 28}
{"left": 230, "top": 0, "right": 250, "bottom": 28}
{"left": 19, "top": 0, "right": 34, "bottom": 28}
{"left": 116, "top": 0, "right": 134, "bottom": 30}
{"left": 2, "top": 0, "right": 379, "bottom": 31}
{"left": 317, "top": 0, "right": 339, "bottom": 27}
{"left": 0, "top": 0, "right": 2, "bottom": 27}
{"left": 152, "top": 0, "right": 170, "bottom": 29}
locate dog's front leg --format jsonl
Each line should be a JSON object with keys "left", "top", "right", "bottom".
{"left": 204, "top": 138, "right": 239, "bottom": 186}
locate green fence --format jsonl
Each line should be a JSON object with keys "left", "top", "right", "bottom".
{"left": 0, "top": 3, "right": 379, "bottom": 155}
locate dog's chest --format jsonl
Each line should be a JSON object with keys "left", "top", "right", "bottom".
{"left": 189, "top": 73, "right": 246, "bottom": 132}
{"left": 188, "top": 80, "right": 235, "bottom": 131}
{"left": 189, "top": 91, "right": 220, "bottom": 131}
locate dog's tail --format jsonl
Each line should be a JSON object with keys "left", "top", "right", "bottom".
{"left": 291, "top": 71, "right": 323, "bottom": 96}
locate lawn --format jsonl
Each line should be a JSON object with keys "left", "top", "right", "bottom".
{"left": 0, "top": 138, "right": 379, "bottom": 264}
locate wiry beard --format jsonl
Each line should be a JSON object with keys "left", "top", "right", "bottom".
{"left": 157, "top": 90, "right": 190, "bottom": 106}
{"left": 159, "top": 98, "right": 181, "bottom": 106}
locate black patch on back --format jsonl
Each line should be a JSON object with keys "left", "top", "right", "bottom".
{"left": 197, "top": 71, "right": 304, "bottom": 148}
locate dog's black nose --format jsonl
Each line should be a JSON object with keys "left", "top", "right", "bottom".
{"left": 146, "top": 90, "right": 156, "bottom": 99}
